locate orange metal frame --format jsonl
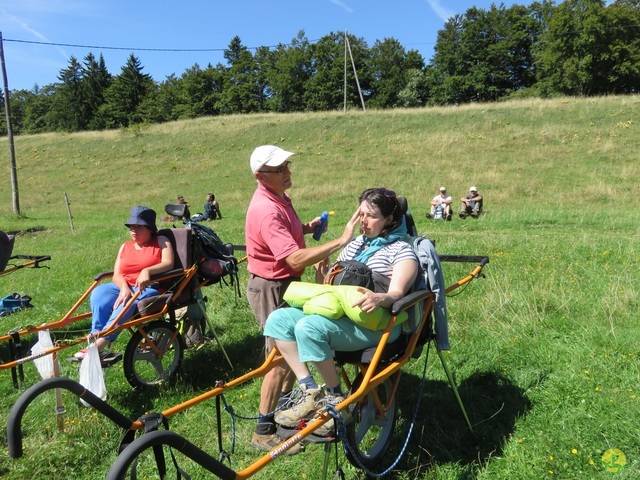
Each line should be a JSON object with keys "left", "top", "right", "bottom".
{"left": 6, "top": 256, "right": 487, "bottom": 480}
{"left": 0, "top": 265, "right": 201, "bottom": 371}
{"left": 0, "top": 255, "right": 50, "bottom": 277}
{"left": 115, "top": 261, "right": 487, "bottom": 478}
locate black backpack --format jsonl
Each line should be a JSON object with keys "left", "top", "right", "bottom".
{"left": 189, "top": 223, "right": 239, "bottom": 291}
{"left": 324, "top": 260, "right": 389, "bottom": 293}
{"left": 325, "top": 260, "right": 374, "bottom": 289}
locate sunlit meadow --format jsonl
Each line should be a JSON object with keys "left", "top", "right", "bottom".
{"left": 1, "top": 96, "right": 638, "bottom": 479}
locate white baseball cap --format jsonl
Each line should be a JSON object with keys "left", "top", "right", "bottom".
{"left": 439, "top": 186, "right": 446, "bottom": 191}
{"left": 470, "top": 186, "right": 477, "bottom": 191}
{"left": 250, "top": 145, "right": 295, "bottom": 174}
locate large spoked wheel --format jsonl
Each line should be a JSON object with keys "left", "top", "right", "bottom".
{"left": 123, "top": 321, "right": 185, "bottom": 389}
{"left": 345, "top": 372, "right": 398, "bottom": 469}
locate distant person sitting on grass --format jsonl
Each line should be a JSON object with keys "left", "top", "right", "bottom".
{"left": 172, "top": 195, "right": 191, "bottom": 221}
{"left": 208, "top": 193, "right": 222, "bottom": 219}
{"left": 426, "top": 186, "right": 452, "bottom": 221}
{"left": 191, "top": 193, "right": 222, "bottom": 222}
{"left": 459, "top": 186, "right": 483, "bottom": 218}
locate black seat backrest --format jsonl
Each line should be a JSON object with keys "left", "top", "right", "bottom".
{"left": 156, "top": 228, "right": 195, "bottom": 297}
{"left": 397, "top": 196, "right": 418, "bottom": 237}
{"left": 158, "top": 228, "right": 193, "bottom": 271}
{"left": 136, "top": 228, "right": 196, "bottom": 316}
{"left": 0, "top": 231, "right": 15, "bottom": 272}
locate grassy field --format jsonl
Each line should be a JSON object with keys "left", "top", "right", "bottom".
{"left": 1, "top": 96, "right": 639, "bottom": 479}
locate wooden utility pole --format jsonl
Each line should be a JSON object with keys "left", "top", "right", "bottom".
{"left": 343, "top": 31, "right": 366, "bottom": 112}
{"left": 344, "top": 31, "right": 348, "bottom": 112}
{"left": 0, "top": 31, "right": 20, "bottom": 215}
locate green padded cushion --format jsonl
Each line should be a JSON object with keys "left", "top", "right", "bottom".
{"left": 284, "top": 282, "right": 408, "bottom": 331}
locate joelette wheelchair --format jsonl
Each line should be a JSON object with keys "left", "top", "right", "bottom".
{"left": 0, "top": 218, "right": 239, "bottom": 390}
{"left": 7, "top": 227, "right": 488, "bottom": 479}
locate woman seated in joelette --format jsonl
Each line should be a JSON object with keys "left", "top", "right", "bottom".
{"left": 73, "top": 206, "right": 174, "bottom": 360}
{"left": 264, "top": 188, "right": 418, "bottom": 436}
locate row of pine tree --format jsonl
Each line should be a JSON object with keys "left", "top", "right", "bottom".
{"left": 2, "top": 0, "right": 639, "bottom": 135}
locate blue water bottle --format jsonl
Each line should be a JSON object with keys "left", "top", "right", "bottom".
{"left": 313, "top": 211, "right": 329, "bottom": 241}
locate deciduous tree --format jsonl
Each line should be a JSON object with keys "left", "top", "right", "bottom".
{"left": 534, "top": 0, "right": 634, "bottom": 95}
{"left": 367, "top": 38, "right": 424, "bottom": 109}
{"left": 429, "top": 3, "right": 551, "bottom": 104}
{"left": 264, "top": 31, "right": 312, "bottom": 112}
{"left": 304, "top": 32, "right": 370, "bottom": 111}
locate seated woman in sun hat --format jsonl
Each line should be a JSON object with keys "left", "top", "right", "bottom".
{"left": 72, "top": 206, "right": 174, "bottom": 360}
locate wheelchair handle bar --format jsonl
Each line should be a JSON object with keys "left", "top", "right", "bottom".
{"left": 106, "top": 430, "right": 236, "bottom": 480}
{"left": 10, "top": 254, "right": 51, "bottom": 263}
{"left": 7, "top": 377, "right": 133, "bottom": 459}
{"left": 440, "top": 254, "right": 489, "bottom": 267}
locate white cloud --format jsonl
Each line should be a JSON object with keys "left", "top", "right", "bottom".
{"left": 424, "top": 0, "right": 453, "bottom": 22}
{"left": 329, "top": 0, "right": 353, "bottom": 14}
{"left": 2, "top": 10, "right": 48, "bottom": 41}
{"left": 1, "top": 9, "right": 69, "bottom": 59}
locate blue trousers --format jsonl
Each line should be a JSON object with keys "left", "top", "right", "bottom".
{"left": 90, "top": 283, "right": 161, "bottom": 342}
{"left": 264, "top": 307, "right": 401, "bottom": 363}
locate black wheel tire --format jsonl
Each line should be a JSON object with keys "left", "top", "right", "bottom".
{"left": 123, "top": 321, "right": 185, "bottom": 389}
{"left": 344, "top": 373, "right": 398, "bottom": 469}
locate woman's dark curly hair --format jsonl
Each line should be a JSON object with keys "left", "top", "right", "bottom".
{"left": 358, "top": 188, "right": 403, "bottom": 237}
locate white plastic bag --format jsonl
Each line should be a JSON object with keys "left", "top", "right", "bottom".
{"left": 78, "top": 342, "right": 107, "bottom": 407}
{"left": 31, "top": 330, "right": 56, "bottom": 379}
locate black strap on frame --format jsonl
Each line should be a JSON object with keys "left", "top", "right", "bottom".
{"left": 119, "top": 412, "right": 190, "bottom": 480}
{"left": 8, "top": 332, "right": 25, "bottom": 389}
{"left": 215, "top": 394, "right": 232, "bottom": 465}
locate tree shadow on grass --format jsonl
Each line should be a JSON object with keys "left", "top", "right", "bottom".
{"left": 358, "top": 369, "right": 534, "bottom": 479}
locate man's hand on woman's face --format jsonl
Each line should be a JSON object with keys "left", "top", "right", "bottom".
{"left": 343, "top": 206, "right": 362, "bottom": 237}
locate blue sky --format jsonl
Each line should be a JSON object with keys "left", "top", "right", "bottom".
{"left": 2, "top": 0, "right": 527, "bottom": 91}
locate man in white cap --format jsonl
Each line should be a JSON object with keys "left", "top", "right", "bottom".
{"left": 245, "top": 145, "right": 357, "bottom": 453}
{"left": 459, "top": 186, "right": 483, "bottom": 218}
{"left": 426, "top": 186, "right": 452, "bottom": 221}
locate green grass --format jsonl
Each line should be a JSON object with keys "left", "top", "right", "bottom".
{"left": 1, "top": 96, "right": 639, "bottom": 479}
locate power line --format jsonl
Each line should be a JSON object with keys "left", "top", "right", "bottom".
{"left": 3, "top": 37, "right": 318, "bottom": 53}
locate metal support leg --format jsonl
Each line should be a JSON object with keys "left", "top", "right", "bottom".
{"left": 437, "top": 349, "right": 473, "bottom": 434}
{"left": 196, "top": 299, "right": 233, "bottom": 370}
{"left": 321, "top": 442, "right": 331, "bottom": 480}
{"left": 52, "top": 352, "right": 66, "bottom": 431}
